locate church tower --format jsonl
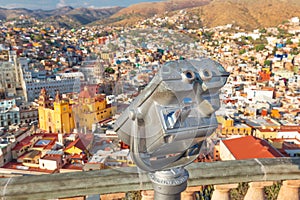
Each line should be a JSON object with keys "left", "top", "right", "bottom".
{"left": 38, "top": 88, "right": 51, "bottom": 131}
{"left": 53, "top": 90, "right": 74, "bottom": 133}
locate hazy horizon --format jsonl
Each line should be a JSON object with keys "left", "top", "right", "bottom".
{"left": 0, "top": 0, "right": 164, "bottom": 10}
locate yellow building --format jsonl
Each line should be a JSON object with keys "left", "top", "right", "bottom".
{"left": 217, "top": 116, "right": 252, "bottom": 136}
{"left": 38, "top": 89, "right": 75, "bottom": 133}
{"left": 38, "top": 87, "right": 114, "bottom": 133}
{"left": 72, "top": 87, "right": 114, "bottom": 131}
{"left": 254, "top": 128, "right": 278, "bottom": 139}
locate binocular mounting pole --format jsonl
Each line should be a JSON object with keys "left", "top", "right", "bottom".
{"left": 149, "top": 167, "right": 189, "bottom": 200}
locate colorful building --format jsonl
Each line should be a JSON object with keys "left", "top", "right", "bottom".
{"left": 38, "top": 89, "right": 75, "bottom": 133}
{"left": 38, "top": 87, "right": 114, "bottom": 133}
{"left": 217, "top": 116, "right": 252, "bottom": 136}
{"left": 72, "top": 87, "right": 114, "bottom": 131}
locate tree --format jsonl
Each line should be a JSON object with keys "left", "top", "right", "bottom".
{"left": 105, "top": 67, "right": 115, "bottom": 74}
{"left": 203, "top": 31, "right": 214, "bottom": 41}
{"left": 290, "top": 47, "right": 299, "bottom": 55}
{"left": 286, "top": 39, "right": 293, "bottom": 45}
{"left": 259, "top": 28, "right": 267, "bottom": 34}
{"left": 264, "top": 60, "right": 272, "bottom": 66}
{"left": 239, "top": 49, "right": 246, "bottom": 55}
{"left": 255, "top": 44, "right": 265, "bottom": 52}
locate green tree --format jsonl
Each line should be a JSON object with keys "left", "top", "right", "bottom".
{"left": 290, "top": 47, "right": 299, "bottom": 55}
{"left": 255, "top": 44, "right": 265, "bottom": 52}
{"left": 203, "top": 31, "right": 214, "bottom": 41}
{"left": 105, "top": 67, "right": 115, "bottom": 74}
{"left": 264, "top": 60, "right": 272, "bottom": 66}
{"left": 239, "top": 49, "right": 246, "bottom": 55}
{"left": 286, "top": 39, "right": 293, "bottom": 45}
{"left": 259, "top": 28, "right": 267, "bottom": 34}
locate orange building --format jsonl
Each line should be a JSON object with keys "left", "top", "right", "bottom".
{"left": 258, "top": 69, "right": 271, "bottom": 81}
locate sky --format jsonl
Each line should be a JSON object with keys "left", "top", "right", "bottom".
{"left": 0, "top": 0, "right": 164, "bottom": 10}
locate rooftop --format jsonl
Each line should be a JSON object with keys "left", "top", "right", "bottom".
{"left": 222, "top": 136, "right": 283, "bottom": 159}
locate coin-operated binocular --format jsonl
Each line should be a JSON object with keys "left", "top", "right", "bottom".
{"left": 114, "top": 58, "right": 229, "bottom": 199}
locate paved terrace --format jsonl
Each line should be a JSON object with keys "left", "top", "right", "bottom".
{"left": 0, "top": 157, "right": 299, "bottom": 200}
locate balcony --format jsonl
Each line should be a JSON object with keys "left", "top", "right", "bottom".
{"left": 0, "top": 157, "right": 299, "bottom": 200}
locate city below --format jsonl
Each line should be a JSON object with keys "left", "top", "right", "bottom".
{"left": 0, "top": 1, "right": 300, "bottom": 199}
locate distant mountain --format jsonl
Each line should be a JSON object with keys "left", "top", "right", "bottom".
{"left": 0, "top": 6, "right": 123, "bottom": 27}
{"left": 1, "top": 0, "right": 300, "bottom": 30}
{"left": 96, "top": 0, "right": 300, "bottom": 29}
{"left": 95, "top": 0, "right": 212, "bottom": 26}
{"left": 0, "top": 8, "right": 33, "bottom": 20}
{"left": 45, "top": 7, "right": 123, "bottom": 27}
{"left": 198, "top": 0, "right": 300, "bottom": 29}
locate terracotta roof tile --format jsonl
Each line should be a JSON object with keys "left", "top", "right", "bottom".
{"left": 222, "top": 136, "right": 283, "bottom": 160}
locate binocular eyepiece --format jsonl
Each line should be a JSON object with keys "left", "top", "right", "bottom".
{"left": 114, "top": 58, "right": 229, "bottom": 172}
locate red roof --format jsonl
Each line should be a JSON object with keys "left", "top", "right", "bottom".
{"left": 12, "top": 135, "right": 36, "bottom": 151}
{"left": 42, "top": 154, "right": 62, "bottom": 162}
{"left": 65, "top": 138, "right": 85, "bottom": 151}
{"left": 279, "top": 125, "right": 300, "bottom": 132}
{"left": 222, "top": 136, "right": 283, "bottom": 160}
{"left": 64, "top": 134, "right": 93, "bottom": 154}
{"left": 62, "top": 163, "right": 83, "bottom": 170}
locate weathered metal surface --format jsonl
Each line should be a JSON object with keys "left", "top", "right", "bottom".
{"left": 0, "top": 157, "right": 299, "bottom": 200}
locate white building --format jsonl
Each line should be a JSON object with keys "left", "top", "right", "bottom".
{"left": 23, "top": 73, "right": 81, "bottom": 102}
{"left": 79, "top": 57, "right": 104, "bottom": 84}
{"left": 0, "top": 61, "right": 17, "bottom": 97}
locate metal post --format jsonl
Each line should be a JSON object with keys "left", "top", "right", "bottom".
{"left": 149, "top": 167, "right": 189, "bottom": 200}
